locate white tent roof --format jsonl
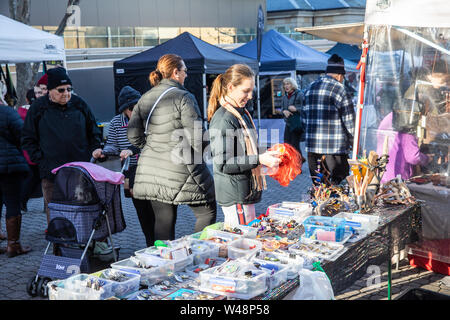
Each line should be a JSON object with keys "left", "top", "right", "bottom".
{"left": 0, "top": 14, "right": 66, "bottom": 64}
{"left": 296, "top": 23, "right": 364, "bottom": 46}
{"left": 296, "top": 0, "right": 450, "bottom": 45}
{"left": 365, "top": 0, "right": 450, "bottom": 28}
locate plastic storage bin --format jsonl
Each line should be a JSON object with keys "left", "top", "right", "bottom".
{"left": 251, "top": 260, "right": 289, "bottom": 290}
{"left": 189, "top": 229, "right": 242, "bottom": 258}
{"left": 110, "top": 256, "right": 174, "bottom": 286}
{"left": 407, "top": 239, "right": 450, "bottom": 276}
{"left": 188, "top": 239, "right": 220, "bottom": 265}
{"left": 266, "top": 202, "right": 312, "bottom": 222}
{"left": 47, "top": 274, "right": 113, "bottom": 300}
{"left": 289, "top": 238, "right": 347, "bottom": 262}
{"left": 198, "top": 260, "right": 268, "bottom": 299}
{"left": 253, "top": 250, "right": 304, "bottom": 279}
{"left": 185, "top": 257, "right": 227, "bottom": 278}
{"left": 135, "top": 247, "right": 194, "bottom": 272}
{"left": 302, "top": 216, "right": 346, "bottom": 242}
{"left": 90, "top": 268, "right": 140, "bottom": 298}
{"left": 227, "top": 238, "right": 262, "bottom": 260}
{"left": 334, "top": 212, "right": 380, "bottom": 233}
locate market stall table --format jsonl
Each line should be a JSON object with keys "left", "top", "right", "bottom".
{"left": 254, "top": 203, "right": 421, "bottom": 299}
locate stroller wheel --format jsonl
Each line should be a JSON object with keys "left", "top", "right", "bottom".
{"left": 26, "top": 277, "right": 39, "bottom": 297}
{"left": 37, "top": 277, "right": 51, "bottom": 298}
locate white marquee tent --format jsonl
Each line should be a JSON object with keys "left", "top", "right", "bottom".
{"left": 0, "top": 14, "right": 66, "bottom": 64}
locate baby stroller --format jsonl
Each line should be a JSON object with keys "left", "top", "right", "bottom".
{"left": 26, "top": 156, "right": 129, "bottom": 298}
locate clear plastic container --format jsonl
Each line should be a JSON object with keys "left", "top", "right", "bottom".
{"left": 251, "top": 260, "right": 289, "bottom": 290}
{"left": 188, "top": 239, "right": 220, "bottom": 265}
{"left": 47, "top": 274, "right": 112, "bottom": 300}
{"left": 302, "top": 216, "right": 346, "bottom": 242}
{"left": 90, "top": 268, "right": 140, "bottom": 298}
{"left": 222, "top": 222, "right": 258, "bottom": 239}
{"left": 253, "top": 250, "right": 304, "bottom": 279}
{"left": 135, "top": 247, "right": 194, "bottom": 272}
{"left": 289, "top": 238, "right": 347, "bottom": 262}
{"left": 266, "top": 202, "right": 312, "bottom": 222}
{"left": 227, "top": 238, "right": 262, "bottom": 260}
{"left": 110, "top": 256, "right": 174, "bottom": 286}
{"left": 198, "top": 259, "right": 268, "bottom": 299}
{"left": 333, "top": 212, "right": 380, "bottom": 234}
{"left": 184, "top": 257, "right": 227, "bottom": 278}
{"left": 189, "top": 229, "right": 242, "bottom": 258}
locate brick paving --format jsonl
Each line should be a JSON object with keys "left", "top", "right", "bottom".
{"left": 0, "top": 155, "right": 448, "bottom": 300}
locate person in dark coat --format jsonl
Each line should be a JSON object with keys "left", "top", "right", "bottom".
{"left": 281, "top": 77, "right": 305, "bottom": 160}
{"left": 17, "top": 88, "right": 42, "bottom": 213}
{"left": 0, "top": 102, "right": 32, "bottom": 257}
{"left": 21, "top": 67, "right": 102, "bottom": 226}
{"left": 208, "top": 64, "right": 281, "bottom": 226}
{"left": 127, "top": 54, "right": 216, "bottom": 241}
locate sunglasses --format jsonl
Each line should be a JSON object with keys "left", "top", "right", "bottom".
{"left": 56, "top": 87, "right": 73, "bottom": 93}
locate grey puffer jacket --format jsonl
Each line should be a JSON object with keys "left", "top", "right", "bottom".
{"left": 127, "top": 79, "right": 215, "bottom": 205}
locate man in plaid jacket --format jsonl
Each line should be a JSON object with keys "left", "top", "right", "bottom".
{"left": 302, "top": 54, "right": 355, "bottom": 185}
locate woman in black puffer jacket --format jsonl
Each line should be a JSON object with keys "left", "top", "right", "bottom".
{"left": 0, "top": 104, "right": 31, "bottom": 257}
{"left": 128, "top": 54, "right": 216, "bottom": 241}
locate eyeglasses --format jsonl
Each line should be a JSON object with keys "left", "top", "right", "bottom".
{"left": 180, "top": 68, "right": 188, "bottom": 73}
{"left": 56, "top": 87, "right": 73, "bottom": 93}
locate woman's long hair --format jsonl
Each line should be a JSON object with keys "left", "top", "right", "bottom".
{"left": 207, "top": 64, "right": 255, "bottom": 122}
{"left": 149, "top": 54, "right": 184, "bottom": 87}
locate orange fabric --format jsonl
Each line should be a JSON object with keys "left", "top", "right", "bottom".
{"left": 267, "top": 143, "right": 302, "bottom": 187}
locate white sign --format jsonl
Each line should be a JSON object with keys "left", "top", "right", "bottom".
{"left": 67, "top": 5, "right": 81, "bottom": 27}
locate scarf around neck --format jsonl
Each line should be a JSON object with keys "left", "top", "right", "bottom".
{"left": 220, "top": 96, "right": 266, "bottom": 191}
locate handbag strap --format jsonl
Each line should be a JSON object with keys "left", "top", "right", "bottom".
{"left": 144, "top": 86, "right": 176, "bottom": 136}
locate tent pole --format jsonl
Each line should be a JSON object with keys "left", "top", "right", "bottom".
{"left": 257, "top": 74, "right": 261, "bottom": 131}
{"left": 352, "top": 25, "right": 369, "bottom": 160}
{"left": 203, "top": 73, "right": 207, "bottom": 130}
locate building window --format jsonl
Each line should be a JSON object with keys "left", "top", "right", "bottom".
{"left": 158, "top": 28, "right": 179, "bottom": 44}
{"left": 134, "top": 27, "right": 159, "bottom": 47}
{"left": 236, "top": 28, "right": 255, "bottom": 43}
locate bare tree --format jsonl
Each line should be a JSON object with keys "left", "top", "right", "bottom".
{"left": 8, "top": 0, "right": 80, "bottom": 107}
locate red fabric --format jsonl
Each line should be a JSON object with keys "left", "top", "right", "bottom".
{"left": 267, "top": 143, "right": 302, "bottom": 187}
{"left": 17, "top": 106, "right": 28, "bottom": 121}
{"left": 237, "top": 204, "right": 246, "bottom": 225}
{"left": 287, "top": 91, "right": 294, "bottom": 99}
{"left": 17, "top": 106, "right": 36, "bottom": 165}
{"left": 37, "top": 73, "right": 48, "bottom": 86}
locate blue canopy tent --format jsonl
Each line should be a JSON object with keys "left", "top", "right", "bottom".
{"left": 113, "top": 32, "right": 258, "bottom": 122}
{"left": 232, "top": 29, "right": 358, "bottom": 74}
{"left": 326, "top": 42, "right": 362, "bottom": 63}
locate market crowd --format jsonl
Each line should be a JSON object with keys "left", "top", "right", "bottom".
{"left": 0, "top": 53, "right": 361, "bottom": 257}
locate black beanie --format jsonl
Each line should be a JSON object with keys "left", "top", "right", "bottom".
{"left": 47, "top": 67, "right": 72, "bottom": 90}
{"left": 326, "top": 54, "right": 346, "bottom": 75}
{"left": 118, "top": 86, "right": 141, "bottom": 113}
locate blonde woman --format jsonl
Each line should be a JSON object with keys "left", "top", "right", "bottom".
{"left": 208, "top": 64, "right": 281, "bottom": 226}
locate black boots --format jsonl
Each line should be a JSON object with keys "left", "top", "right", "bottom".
{"left": 0, "top": 215, "right": 32, "bottom": 258}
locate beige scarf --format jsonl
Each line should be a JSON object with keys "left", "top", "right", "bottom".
{"left": 220, "top": 97, "right": 267, "bottom": 191}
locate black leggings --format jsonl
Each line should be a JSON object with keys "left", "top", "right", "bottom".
{"left": 0, "top": 172, "right": 26, "bottom": 220}
{"left": 131, "top": 198, "right": 156, "bottom": 247}
{"left": 21, "top": 164, "right": 42, "bottom": 204}
{"left": 151, "top": 201, "right": 217, "bottom": 241}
